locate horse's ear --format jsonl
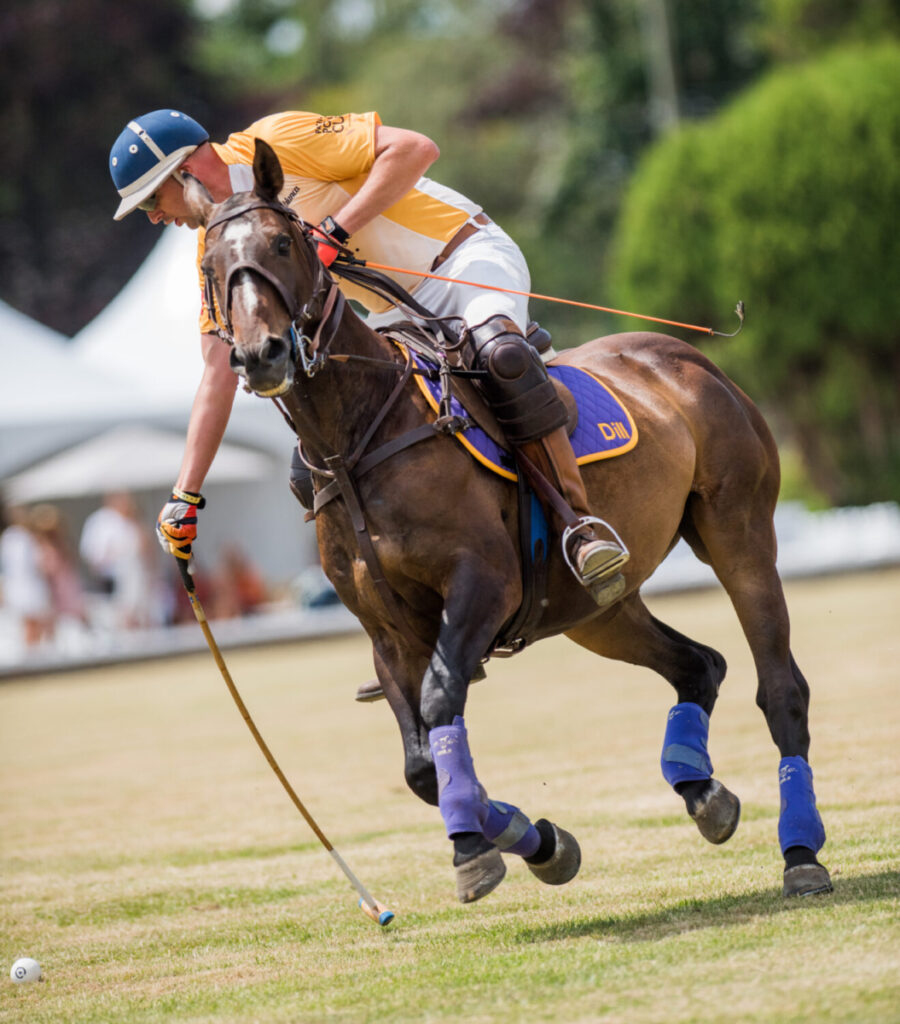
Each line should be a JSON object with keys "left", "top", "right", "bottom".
{"left": 182, "top": 173, "right": 214, "bottom": 225}
{"left": 253, "top": 138, "right": 284, "bottom": 201}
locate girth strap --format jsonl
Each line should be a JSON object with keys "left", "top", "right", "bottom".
{"left": 313, "top": 423, "right": 439, "bottom": 514}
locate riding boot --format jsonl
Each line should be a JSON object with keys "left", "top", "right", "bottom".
{"left": 517, "top": 427, "right": 629, "bottom": 605}
{"left": 463, "top": 313, "right": 628, "bottom": 606}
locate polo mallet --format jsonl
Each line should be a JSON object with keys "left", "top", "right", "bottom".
{"left": 174, "top": 555, "right": 394, "bottom": 927}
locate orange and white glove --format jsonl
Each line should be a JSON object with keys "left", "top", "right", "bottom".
{"left": 157, "top": 488, "right": 205, "bottom": 561}
{"left": 311, "top": 216, "right": 350, "bottom": 268}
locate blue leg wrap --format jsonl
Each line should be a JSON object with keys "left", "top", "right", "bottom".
{"left": 429, "top": 716, "right": 540, "bottom": 857}
{"left": 661, "top": 703, "right": 713, "bottom": 788}
{"left": 778, "top": 756, "right": 826, "bottom": 854}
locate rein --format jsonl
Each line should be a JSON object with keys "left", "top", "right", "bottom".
{"left": 202, "top": 194, "right": 450, "bottom": 659}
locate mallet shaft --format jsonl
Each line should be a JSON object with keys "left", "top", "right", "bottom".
{"left": 176, "top": 558, "right": 394, "bottom": 926}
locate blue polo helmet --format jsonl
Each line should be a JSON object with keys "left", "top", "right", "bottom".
{"left": 109, "top": 109, "right": 209, "bottom": 220}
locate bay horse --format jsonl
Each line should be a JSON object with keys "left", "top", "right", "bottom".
{"left": 186, "top": 138, "right": 832, "bottom": 903}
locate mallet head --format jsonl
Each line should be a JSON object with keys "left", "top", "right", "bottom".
{"left": 359, "top": 898, "right": 395, "bottom": 927}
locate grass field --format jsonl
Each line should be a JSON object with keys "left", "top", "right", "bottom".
{"left": 1, "top": 569, "right": 898, "bottom": 1023}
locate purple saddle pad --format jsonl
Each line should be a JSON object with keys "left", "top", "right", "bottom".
{"left": 409, "top": 351, "right": 638, "bottom": 481}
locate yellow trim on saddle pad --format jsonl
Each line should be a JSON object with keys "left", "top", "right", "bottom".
{"left": 395, "top": 341, "right": 638, "bottom": 482}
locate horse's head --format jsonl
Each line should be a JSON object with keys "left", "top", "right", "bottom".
{"left": 184, "top": 138, "right": 325, "bottom": 397}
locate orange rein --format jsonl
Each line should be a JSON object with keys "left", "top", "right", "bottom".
{"left": 347, "top": 258, "right": 744, "bottom": 338}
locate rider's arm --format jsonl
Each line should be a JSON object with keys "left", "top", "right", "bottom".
{"left": 326, "top": 125, "right": 439, "bottom": 237}
{"left": 174, "top": 333, "right": 238, "bottom": 494}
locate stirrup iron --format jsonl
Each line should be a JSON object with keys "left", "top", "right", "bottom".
{"left": 562, "top": 516, "right": 629, "bottom": 585}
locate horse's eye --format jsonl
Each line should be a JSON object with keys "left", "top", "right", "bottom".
{"left": 276, "top": 234, "right": 292, "bottom": 256}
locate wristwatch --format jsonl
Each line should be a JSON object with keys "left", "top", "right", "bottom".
{"left": 319, "top": 216, "right": 349, "bottom": 244}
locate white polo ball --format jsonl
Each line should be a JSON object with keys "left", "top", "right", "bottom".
{"left": 10, "top": 958, "right": 42, "bottom": 983}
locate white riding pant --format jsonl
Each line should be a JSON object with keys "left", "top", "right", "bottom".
{"left": 365, "top": 219, "right": 531, "bottom": 335}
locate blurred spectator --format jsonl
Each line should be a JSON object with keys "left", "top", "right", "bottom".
{"left": 0, "top": 503, "right": 53, "bottom": 647}
{"left": 30, "top": 503, "right": 89, "bottom": 629}
{"left": 291, "top": 564, "right": 341, "bottom": 609}
{"left": 79, "top": 491, "right": 156, "bottom": 629}
{"left": 210, "top": 543, "right": 267, "bottom": 619}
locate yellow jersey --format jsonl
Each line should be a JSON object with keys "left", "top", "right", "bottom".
{"left": 197, "top": 110, "right": 482, "bottom": 330}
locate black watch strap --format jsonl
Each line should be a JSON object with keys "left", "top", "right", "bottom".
{"left": 320, "top": 216, "right": 349, "bottom": 244}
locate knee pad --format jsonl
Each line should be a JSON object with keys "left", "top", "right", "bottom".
{"left": 661, "top": 702, "right": 713, "bottom": 788}
{"left": 466, "top": 316, "right": 568, "bottom": 444}
{"left": 486, "top": 338, "right": 531, "bottom": 382}
{"left": 778, "top": 756, "right": 826, "bottom": 854}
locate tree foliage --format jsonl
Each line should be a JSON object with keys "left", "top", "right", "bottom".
{"left": 0, "top": 0, "right": 236, "bottom": 333}
{"left": 611, "top": 44, "right": 900, "bottom": 504}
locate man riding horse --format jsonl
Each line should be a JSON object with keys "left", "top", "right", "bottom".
{"left": 109, "top": 110, "right": 834, "bottom": 904}
{"left": 109, "top": 109, "right": 628, "bottom": 624}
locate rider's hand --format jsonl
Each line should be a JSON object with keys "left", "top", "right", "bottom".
{"left": 312, "top": 216, "right": 350, "bottom": 268}
{"left": 157, "top": 489, "right": 206, "bottom": 561}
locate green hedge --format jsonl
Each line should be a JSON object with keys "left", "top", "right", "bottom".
{"left": 611, "top": 44, "right": 900, "bottom": 503}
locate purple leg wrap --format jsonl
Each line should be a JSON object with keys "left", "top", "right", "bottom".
{"left": 429, "top": 716, "right": 540, "bottom": 857}
{"left": 661, "top": 702, "right": 713, "bottom": 788}
{"left": 778, "top": 756, "right": 826, "bottom": 854}
{"left": 483, "top": 800, "right": 540, "bottom": 858}
{"left": 430, "top": 717, "right": 486, "bottom": 836}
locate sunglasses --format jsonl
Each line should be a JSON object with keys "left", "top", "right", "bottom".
{"left": 137, "top": 168, "right": 186, "bottom": 213}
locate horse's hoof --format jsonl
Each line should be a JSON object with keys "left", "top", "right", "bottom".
{"left": 456, "top": 847, "right": 506, "bottom": 903}
{"left": 783, "top": 863, "right": 833, "bottom": 898}
{"left": 355, "top": 678, "right": 385, "bottom": 702}
{"left": 526, "top": 819, "right": 581, "bottom": 886}
{"left": 689, "top": 778, "right": 741, "bottom": 844}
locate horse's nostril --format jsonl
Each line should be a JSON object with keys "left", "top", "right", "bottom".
{"left": 229, "top": 348, "right": 246, "bottom": 371}
{"left": 263, "top": 335, "right": 286, "bottom": 363}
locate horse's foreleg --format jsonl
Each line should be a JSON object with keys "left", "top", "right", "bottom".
{"left": 429, "top": 714, "right": 581, "bottom": 901}
{"left": 420, "top": 559, "right": 581, "bottom": 901}
{"left": 369, "top": 641, "right": 438, "bottom": 806}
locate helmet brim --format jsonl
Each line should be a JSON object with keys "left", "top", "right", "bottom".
{"left": 113, "top": 147, "right": 195, "bottom": 220}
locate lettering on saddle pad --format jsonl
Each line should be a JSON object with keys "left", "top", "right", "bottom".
{"left": 411, "top": 357, "right": 638, "bottom": 480}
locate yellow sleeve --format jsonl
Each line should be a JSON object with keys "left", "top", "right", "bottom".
{"left": 220, "top": 111, "right": 381, "bottom": 182}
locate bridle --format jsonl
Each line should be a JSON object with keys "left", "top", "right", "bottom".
{"left": 201, "top": 197, "right": 345, "bottom": 378}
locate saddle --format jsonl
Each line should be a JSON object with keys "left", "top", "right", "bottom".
{"left": 302, "top": 319, "right": 637, "bottom": 658}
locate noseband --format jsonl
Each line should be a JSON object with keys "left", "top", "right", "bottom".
{"left": 202, "top": 197, "right": 345, "bottom": 378}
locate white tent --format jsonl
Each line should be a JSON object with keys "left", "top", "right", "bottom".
{"left": 0, "top": 299, "right": 140, "bottom": 425}
{"left": 69, "top": 224, "right": 288, "bottom": 452}
{"left": 0, "top": 300, "right": 147, "bottom": 478}
{"left": 4, "top": 424, "right": 273, "bottom": 503}
{"left": 1, "top": 234, "right": 318, "bottom": 584}
{"left": 72, "top": 225, "right": 207, "bottom": 409}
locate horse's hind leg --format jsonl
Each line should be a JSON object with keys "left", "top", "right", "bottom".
{"left": 566, "top": 594, "right": 740, "bottom": 843}
{"left": 681, "top": 479, "right": 832, "bottom": 897}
